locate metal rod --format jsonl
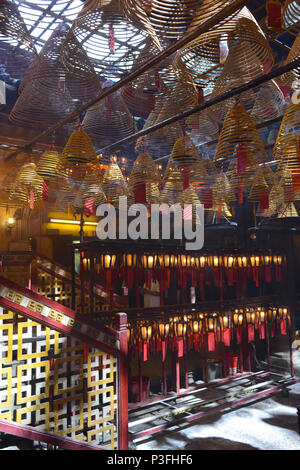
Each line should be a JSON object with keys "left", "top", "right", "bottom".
{"left": 97, "top": 57, "right": 300, "bottom": 154}
{"left": 5, "top": 0, "right": 249, "bottom": 162}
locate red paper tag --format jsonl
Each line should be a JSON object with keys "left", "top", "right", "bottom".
{"left": 259, "top": 190, "right": 269, "bottom": 210}
{"left": 84, "top": 197, "right": 96, "bottom": 216}
{"left": 42, "top": 180, "right": 49, "bottom": 201}
{"left": 266, "top": 1, "right": 282, "bottom": 29}
{"left": 134, "top": 183, "right": 147, "bottom": 204}
{"left": 223, "top": 328, "right": 231, "bottom": 347}
{"left": 236, "top": 326, "right": 242, "bottom": 345}
{"left": 176, "top": 338, "right": 184, "bottom": 358}
{"left": 280, "top": 319, "right": 287, "bottom": 335}
{"left": 202, "top": 187, "right": 213, "bottom": 209}
{"left": 259, "top": 323, "right": 265, "bottom": 340}
{"left": 143, "top": 341, "right": 148, "bottom": 361}
{"left": 207, "top": 332, "right": 215, "bottom": 351}
{"left": 248, "top": 324, "right": 255, "bottom": 342}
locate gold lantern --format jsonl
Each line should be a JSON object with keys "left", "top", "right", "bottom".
{"left": 142, "top": 254, "right": 157, "bottom": 269}
{"left": 140, "top": 324, "right": 153, "bottom": 341}
{"left": 250, "top": 255, "right": 260, "bottom": 267}
{"left": 123, "top": 253, "right": 137, "bottom": 268}
{"left": 206, "top": 314, "right": 218, "bottom": 332}
{"left": 173, "top": 320, "right": 187, "bottom": 338}
{"left": 159, "top": 322, "right": 170, "bottom": 339}
{"left": 267, "top": 308, "right": 277, "bottom": 323}
{"left": 224, "top": 255, "right": 235, "bottom": 269}
{"left": 221, "top": 313, "right": 231, "bottom": 329}
{"left": 233, "top": 309, "right": 244, "bottom": 326}
{"left": 246, "top": 308, "right": 256, "bottom": 325}
{"left": 99, "top": 254, "right": 117, "bottom": 270}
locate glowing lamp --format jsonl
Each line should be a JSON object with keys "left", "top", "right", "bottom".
{"left": 123, "top": 253, "right": 137, "bottom": 268}
{"left": 159, "top": 322, "right": 170, "bottom": 339}
{"left": 174, "top": 321, "right": 187, "bottom": 337}
{"left": 100, "top": 254, "right": 117, "bottom": 269}
{"left": 142, "top": 255, "right": 157, "bottom": 269}
{"left": 140, "top": 324, "right": 153, "bottom": 341}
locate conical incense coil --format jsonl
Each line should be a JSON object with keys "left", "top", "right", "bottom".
{"left": 213, "top": 172, "right": 236, "bottom": 206}
{"left": 282, "top": 0, "right": 300, "bottom": 29}
{"left": 174, "top": 7, "right": 273, "bottom": 89}
{"left": 19, "top": 23, "right": 101, "bottom": 102}
{"left": 36, "top": 150, "right": 63, "bottom": 181}
{"left": 248, "top": 166, "right": 275, "bottom": 202}
{"left": 185, "top": 109, "right": 219, "bottom": 140}
{"left": 62, "top": 128, "right": 98, "bottom": 169}
{"left": 129, "top": 152, "right": 161, "bottom": 204}
{"left": 0, "top": 0, "right": 38, "bottom": 78}
{"left": 179, "top": 185, "right": 202, "bottom": 223}
{"left": 15, "top": 163, "right": 44, "bottom": 190}
{"left": 277, "top": 202, "right": 299, "bottom": 218}
{"left": 82, "top": 91, "right": 137, "bottom": 148}
{"left": 273, "top": 100, "right": 300, "bottom": 181}
{"left": 63, "top": 0, "right": 148, "bottom": 80}
{"left": 171, "top": 135, "right": 200, "bottom": 169}
{"left": 123, "top": 0, "right": 229, "bottom": 42}
{"left": 278, "top": 32, "right": 300, "bottom": 88}
{"left": 102, "top": 162, "right": 129, "bottom": 204}
{"left": 250, "top": 81, "right": 285, "bottom": 124}
{"left": 9, "top": 162, "right": 44, "bottom": 208}
{"left": 213, "top": 101, "right": 267, "bottom": 172}
{"left": 161, "top": 168, "right": 183, "bottom": 205}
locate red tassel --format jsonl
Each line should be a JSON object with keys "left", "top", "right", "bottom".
{"left": 143, "top": 340, "right": 148, "bottom": 361}
{"left": 148, "top": 94, "right": 155, "bottom": 111}
{"left": 266, "top": 1, "right": 282, "bottom": 30}
{"left": 284, "top": 185, "right": 294, "bottom": 203}
{"left": 248, "top": 324, "right": 255, "bottom": 342}
{"left": 237, "top": 144, "right": 247, "bottom": 175}
{"left": 259, "top": 323, "right": 265, "bottom": 340}
{"left": 197, "top": 87, "right": 204, "bottom": 105}
{"left": 271, "top": 321, "right": 275, "bottom": 338}
{"left": 223, "top": 328, "right": 231, "bottom": 347}
{"left": 162, "top": 340, "right": 166, "bottom": 362}
{"left": 265, "top": 265, "right": 272, "bottom": 283}
{"left": 84, "top": 197, "right": 96, "bottom": 216}
{"left": 207, "top": 332, "right": 215, "bottom": 351}
{"left": 176, "top": 338, "right": 184, "bottom": 358}
{"left": 280, "top": 319, "right": 287, "bottom": 335}
{"left": 259, "top": 190, "right": 269, "bottom": 210}
{"left": 202, "top": 187, "right": 213, "bottom": 209}
{"left": 238, "top": 183, "right": 243, "bottom": 204}
{"left": 42, "top": 180, "right": 49, "bottom": 201}
{"left": 134, "top": 183, "right": 147, "bottom": 204}
{"left": 109, "top": 24, "right": 115, "bottom": 53}
{"left": 29, "top": 189, "right": 34, "bottom": 209}
{"left": 193, "top": 333, "right": 200, "bottom": 351}
{"left": 236, "top": 326, "right": 242, "bottom": 345}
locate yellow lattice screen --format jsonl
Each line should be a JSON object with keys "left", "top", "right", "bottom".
{"left": 0, "top": 307, "right": 118, "bottom": 449}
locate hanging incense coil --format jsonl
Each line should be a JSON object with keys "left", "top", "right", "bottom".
{"left": 250, "top": 81, "right": 285, "bottom": 124}
{"left": 36, "top": 150, "right": 63, "bottom": 181}
{"left": 282, "top": 0, "right": 300, "bottom": 29}
{"left": 185, "top": 109, "right": 219, "bottom": 141}
{"left": 171, "top": 134, "right": 200, "bottom": 169}
{"left": 213, "top": 101, "right": 267, "bottom": 174}
{"left": 9, "top": 162, "right": 44, "bottom": 208}
{"left": 278, "top": 32, "right": 300, "bottom": 89}
{"left": 161, "top": 166, "right": 183, "bottom": 205}
{"left": 129, "top": 152, "right": 161, "bottom": 204}
{"left": 248, "top": 166, "right": 275, "bottom": 203}
{"left": 63, "top": 0, "right": 148, "bottom": 81}
{"left": 0, "top": 0, "right": 38, "bottom": 79}
{"left": 277, "top": 202, "right": 299, "bottom": 218}
{"left": 273, "top": 100, "right": 300, "bottom": 195}
{"left": 19, "top": 23, "right": 101, "bottom": 101}
{"left": 102, "top": 162, "right": 130, "bottom": 205}
{"left": 179, "top": 185, "right": 202, "bottom": 223}
{"left": 174, "top": 7, "right": 274, "bottom": 90}
{"left": 82, "top": 91, "right": 137, "bottom": 148}
{"left": 74, "top": 170, "right": 107, "bottom": 213}
{"left": 123, "top": 0, "right": 229, "bottom": 42}
{"left": 62, "top": 128, "right": 98, "bottom": 166}
{"left": 213, "top": 171, "right": 236, "bottom": 206}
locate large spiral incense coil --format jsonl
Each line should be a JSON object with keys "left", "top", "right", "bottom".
{"left": 19, "top": 23, "right": 101, "bottom": 101}
{"left": 0, "top": 0, "right": 38, "bottom": 79}
{"left": 36, "top": 150, "right": 63, "bottom": 181}
{"left": 171, "top": 134, "right": 200, "bottom": 169}
{"left": 174, "top": 7, "right": 274, "bottom": 90}
{"left": 179, "top": 185, "right": 202, "bottom": 223}
{"left": 213, "top": 171, "right": 236, "bottom": 206}
{"left": 82, "top": 91, "right": 137, "bottom": 148}
{"left": 278, "top": 33, "right": 300, "bottom": 89}
{"left": 9, "top": 162, "right": 44, "bottom": 208}
{"left": 185, "top": 109, "right": 219, "bottom": 141}
{"left": 74, "top": 171, "right": 107, "bottom": 212}
{"left": 61, "top": 128, "right": 98, "bottom": 182}
{"left": 250, "top": 81, "right": 285, "bottom": 124}
{"left": 282, "top": 0, "right": 300, "bottom": 29}
{"left": 129, "top": 152, "right": 161, "bottom": 203}
{"left": 213, "top": 101, "right": 267, "bottom": 173}
{"left": 102, "top": 162, "right": 130, "bottom": 205}
{"left": 273, "top": 101, "right": 300, "bottom": 179}
{"left": 123, "top": 0, "right": 230, "bottom": 42}
{"left": 248, "top": 166, "right": 275, "bottom": 203}
{"left": 277, "top": 202, "right": 299, "bottom": 218}
{"left": 161, "top": 168, "right": 183, "bottom": 205}
{"left": 62, "top": 0, "right": 148, "bottom": 81}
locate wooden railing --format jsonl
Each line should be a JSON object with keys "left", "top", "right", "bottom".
{"left": 0, "top": 276, "right": 128, "bottom": 450}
